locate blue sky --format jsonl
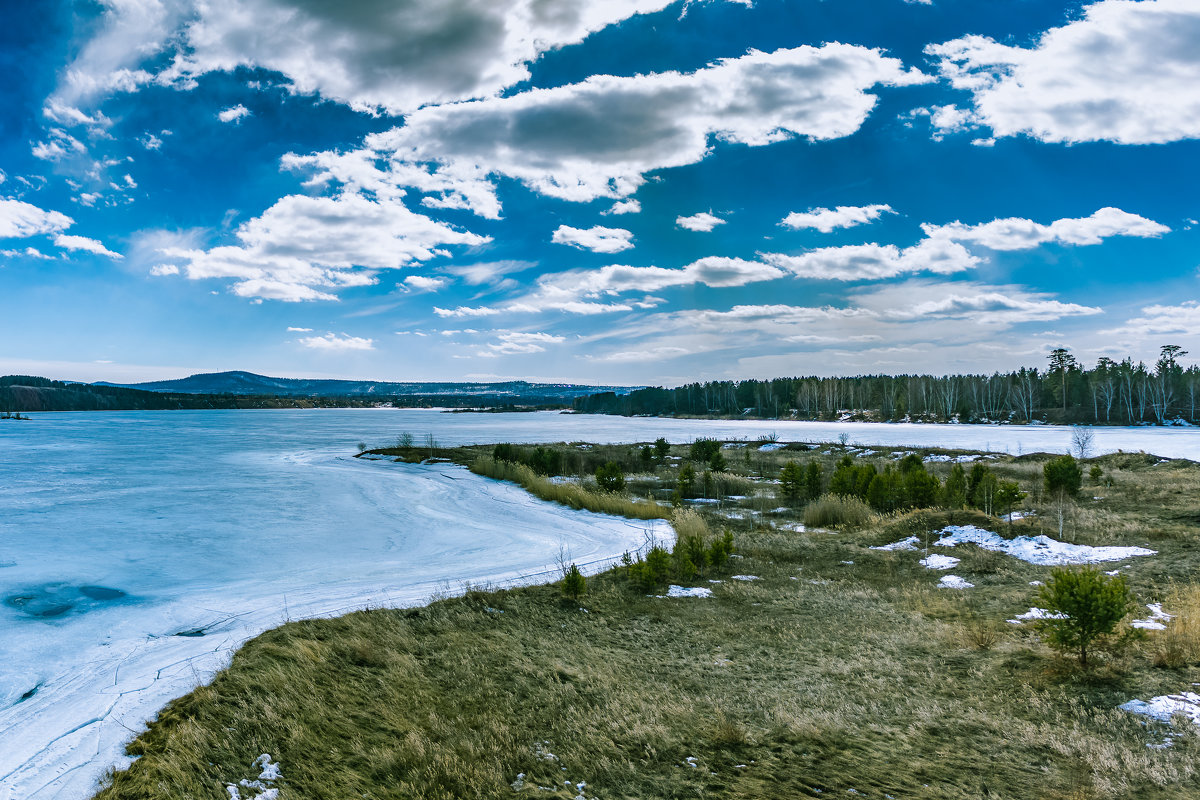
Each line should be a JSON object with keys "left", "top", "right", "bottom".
{"left": 1, "top": 0, "right": 1198, "bottom": 384}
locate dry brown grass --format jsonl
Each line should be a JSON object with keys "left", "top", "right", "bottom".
{"left": 470, "top": 455, "right": 671, "bottom": 520}
{"left": 1147, "top": 583, "right": 1200, "bottom": 669}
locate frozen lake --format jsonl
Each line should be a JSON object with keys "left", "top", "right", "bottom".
{"left": 1, "top": 409, "right": 1198, "bottom": 799}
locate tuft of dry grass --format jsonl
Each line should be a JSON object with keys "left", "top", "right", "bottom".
{"left": 1148, "top": 583, "right": 1200, "bottom": 669}
{"left": 803, "top": 493, "right": 875, "bottom": 529}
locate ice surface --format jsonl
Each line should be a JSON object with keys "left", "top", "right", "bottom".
{"left": 933, "top": 526, "right": 1155, "bottom": 565}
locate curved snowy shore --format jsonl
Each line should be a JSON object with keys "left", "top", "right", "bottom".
{"left": 0, "top": 456, "right": 659, "bottom": 800}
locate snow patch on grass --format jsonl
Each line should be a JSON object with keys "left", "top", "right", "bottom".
{"left": 1131, "top": 603, "right": 1174, "bottom": 631}
{"left": 1120, "top": 692, "right": 1200, "bottom": 727}
{"left": 1007, "top": 607, "right": 1068, "bottom": 624}
{"left": 938, "top": 575, "right": 974, "bottom": 589}
{"left": 934, "top": 525, "right": 1155, "bottom": 565}
{"left": 920, "top": 554, "right": 960, "bottom": 570}
{"left": 662, "top": 585, "right": 714, "bottom": 598}
{"left": 871, "top": 535, "right": 919, "bottom": 551}
{"left": 226, "top": 754, "right": 281, "bottom": 800}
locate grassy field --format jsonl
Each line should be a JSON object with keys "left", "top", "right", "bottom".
{"left": 93, "top": 440, "right": 1200, "bottom": 800}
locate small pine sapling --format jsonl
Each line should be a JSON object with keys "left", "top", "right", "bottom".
{"left": 561, "top": 563, "right": 586, "bottom": 600}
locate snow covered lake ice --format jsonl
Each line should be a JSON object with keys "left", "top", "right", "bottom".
{"left": 2, "top": 408, "right": 1200, "bottom": 798}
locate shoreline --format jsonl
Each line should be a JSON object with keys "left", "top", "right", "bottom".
{"left": 0, "top": 459, "right": 660, "bottom": 800}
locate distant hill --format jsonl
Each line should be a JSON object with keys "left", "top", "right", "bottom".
{"left": 1, "top": 373, "right": 641, "bottom": 413}
{"left": 99, "top": 371, "right": 637, "bottom": 402}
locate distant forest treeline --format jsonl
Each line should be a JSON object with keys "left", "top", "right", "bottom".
{"left": 574, "top": 346, "right": 1200, "bottom": 426}
{"left": 0, "top": 376, "right": 568, "bottom": 413}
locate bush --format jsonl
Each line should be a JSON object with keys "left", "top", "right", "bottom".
{"left": 943, "top": 463, "right": 967, "bottom": 509}
{"left": 595, "top": 461, "right": 626, "bottom": 493}
{"left": 677, "top": 463, "right": 696, "bottom": 499}
{"left": 633, "top": 545, "right": 673, "bottom": 591}
{"left": 561, "top": 563, "right": 586, "bottom": 600}
{"left": 688, "top": 438, "right": 722, "bottom": 463}
{"left": 778, "top": 461, "right": 804, "bottom": 505}
{"left": 803, "top": 493, "right": 874, "bottom": 529}
{"left": 639, "top": 445, "right": 654, "bottom": 469}
{"left": 1034, "top": 567, "right": 1134, "bottom": 667}
{"left": 709, "top": 529, "right": 735, "bottom": 566}
{"left": 676, "top": 535, "right": 706, "bottom": 580}
{"left": 1044, "top": 454, "right": 1083, "bottom": 499}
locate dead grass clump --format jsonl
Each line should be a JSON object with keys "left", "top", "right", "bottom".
{"left": 1148, "top": 583, "right": 1200, "bottom": 669}
{"left": 672, "top": 507, "right": 710, "bottom": 540}
{"left": 710, "top": 710, "right": 749, "bottom": 748}
{"left": 804, "top": 493, "right": 874, "bottom": 530}
{"left": 962, "top": 619, "right": 1003, "bottom": 651}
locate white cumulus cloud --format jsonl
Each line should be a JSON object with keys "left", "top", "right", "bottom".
{"left": 0, "top": 198, "right": 73, "bottom": 239}
{"left": 161, "top": 192, "right": 490, "bottom": 301}
{"left": 404, "top": 275, "right": 447, "bottom": 291}
{"left": 780, "top": 204, "right": 894, "bottom": 232}
{"left": 922, "top": 207, "right": 1170, "bottom": 250}
{"left": 603, "top": 199, "right": 641, "bottom": 215}
{"left": 551, "top": 225, "right": 635, "bottom": 254}
{"left": 366, "top": 43, "right": 928, "bottom": 209}
{"left": 154, "top": 0, "right": 710, "bottom": 115}
{"left": 217, "top": 104, "right": 250, "bottom": 123}
{"left": 927, "top": 0, "right": 1200, "bottom": 144}
{"left": 676, "top": 211, "right": 725, "bottom": 232}
{"left": 762, "top": 238, "right": 979, "bottom": 281}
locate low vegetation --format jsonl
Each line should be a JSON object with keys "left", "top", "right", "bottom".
{"left": 94, "top": 436, "right": 1200, "bottom": 800}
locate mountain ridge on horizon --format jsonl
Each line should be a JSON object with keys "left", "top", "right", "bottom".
{"left": 95, "top": 370, "right": 641, "bottom": 398}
